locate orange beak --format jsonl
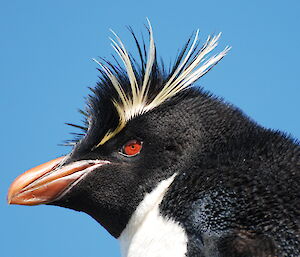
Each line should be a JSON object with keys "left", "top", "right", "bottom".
{"left": 7, "top": 156, "right": 110, "bottom": 206}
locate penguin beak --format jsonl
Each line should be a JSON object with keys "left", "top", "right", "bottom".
{"left": 7, "top": 157, "right": 110, "bottom": 206}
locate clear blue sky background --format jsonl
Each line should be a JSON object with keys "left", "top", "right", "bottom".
{"left": 1, "top": 1, "right": 299, "bottom": 257}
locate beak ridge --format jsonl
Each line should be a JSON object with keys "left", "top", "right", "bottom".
{"left": 7, "top": 157, "right": 109, "bottom": 206}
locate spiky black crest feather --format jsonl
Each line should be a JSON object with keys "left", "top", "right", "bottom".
{"left": 67, "top": 21, "right": 230, "bottom": 148}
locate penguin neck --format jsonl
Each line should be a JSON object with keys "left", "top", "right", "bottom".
{"left": 118, "top": 174, "right": 188, "bottom": 257}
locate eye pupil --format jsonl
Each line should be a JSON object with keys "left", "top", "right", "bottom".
{"left": 122, "top": 140, "right": 142, "bottom": 156}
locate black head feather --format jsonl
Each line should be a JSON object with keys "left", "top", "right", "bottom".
{"left": 67, "top": 22, "right": 229, "bottom": 154}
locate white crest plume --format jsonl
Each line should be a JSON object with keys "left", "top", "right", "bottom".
{"left": 93, "top": 20, "right": 230, "bottom": 146}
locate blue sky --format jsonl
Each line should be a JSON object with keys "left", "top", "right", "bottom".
{"left": 1, "top": 1, "right": 299, "bottom": 257}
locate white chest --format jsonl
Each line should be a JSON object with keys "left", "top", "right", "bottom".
{"left": 118, "top": 175, "right": 188, "bottom": 257}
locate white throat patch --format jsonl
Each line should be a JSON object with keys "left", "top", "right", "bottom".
{"left": 118, "top": 174, "right": 188, "bottom": 257}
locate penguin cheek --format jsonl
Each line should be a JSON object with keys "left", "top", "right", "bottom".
{"left": 51, "top": 164, "right": 137, "bottom": 212}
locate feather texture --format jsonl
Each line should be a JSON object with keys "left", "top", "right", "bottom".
{"left": 91, "top": 21, "right": 230, "bottom": 147}
{"left": 68, "top": 21, "right": 230, "bottom": 148}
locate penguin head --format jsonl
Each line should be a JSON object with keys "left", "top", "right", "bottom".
{"left": 7, "top": 23, "right": 229, "bottom": 238}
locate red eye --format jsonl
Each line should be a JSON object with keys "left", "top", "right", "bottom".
{"left": 122, "top": 140, "right": 142, "bottom": 157}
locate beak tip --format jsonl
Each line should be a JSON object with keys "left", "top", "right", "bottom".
{"left": 7, "top": 157, "right": 65, "bottom": 206}
{"left": 6, "top": 194, "right": 40, "bottom": 206}
{"left": 7, "top": 181, "right": 20, "bottom": 205}
{"left": 7, "top": 188, "right": 15, "bottom": 205}
{"left": 7, "top": 192, "right": 19, "bottom": 205}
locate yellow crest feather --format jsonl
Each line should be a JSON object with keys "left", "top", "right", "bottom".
{"left": 93, "top": 20, "right": 230, "bottom": 147}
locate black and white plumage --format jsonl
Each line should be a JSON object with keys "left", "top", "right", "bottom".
{"left": 8, "top": 22, "right": 300, "bottom": 257}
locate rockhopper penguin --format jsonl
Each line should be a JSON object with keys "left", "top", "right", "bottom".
{"left": 7, "top": 22, "right": 300, "bottom": 257}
